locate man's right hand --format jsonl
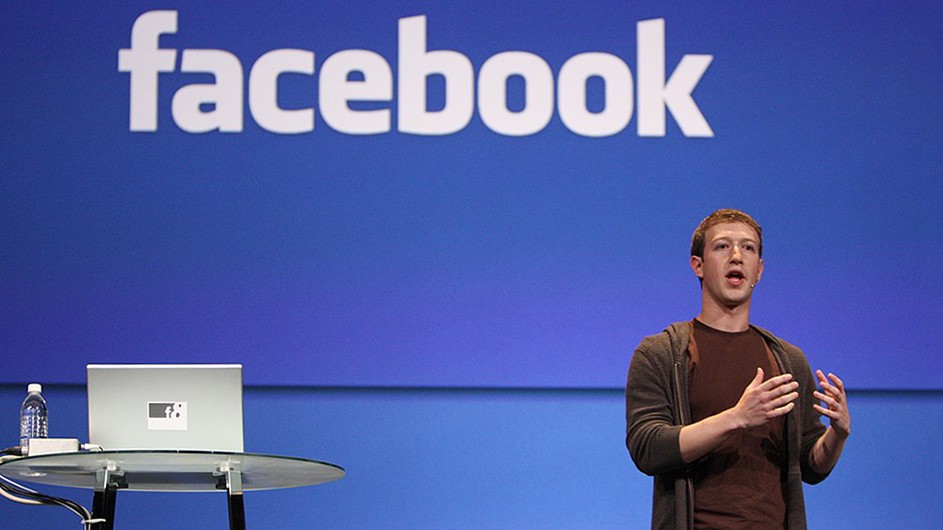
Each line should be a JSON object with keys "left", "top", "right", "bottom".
{"left": 731, "top": 368, "right": 799, "bottom": 429}
{"left": 679, "top": 367, "right": 798, "bottom": 463}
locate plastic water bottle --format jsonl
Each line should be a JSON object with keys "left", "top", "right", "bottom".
{"left": 19, "top": 383, "right": 48, "bottom": 446}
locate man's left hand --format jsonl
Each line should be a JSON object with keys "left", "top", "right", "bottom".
{"left": 813, "top": 370, "right": 851, "bottom": 439}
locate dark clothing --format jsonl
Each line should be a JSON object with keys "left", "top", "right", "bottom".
{"left": 688, "top": 320, "right": 786, "bottom": 529}
{"left": 625, "top": 322, "right": 830, "bottom": 530}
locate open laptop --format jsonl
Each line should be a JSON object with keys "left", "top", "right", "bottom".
{"left": 86, "top": 364, "right": 244, "bottom": 452}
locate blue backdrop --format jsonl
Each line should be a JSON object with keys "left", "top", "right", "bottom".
{"left": 3, "top": 6, "right": 941, "bottom": 528}
{"left": 2, "top": 2, "right": 941, "bottom": 390}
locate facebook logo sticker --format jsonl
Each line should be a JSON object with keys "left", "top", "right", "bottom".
{"left": 147, "top": 401, "right": 188, "bottom": 431}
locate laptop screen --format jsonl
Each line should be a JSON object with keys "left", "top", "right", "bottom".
{"left": 87, "top": 364, "right": 244, "bottom": 452}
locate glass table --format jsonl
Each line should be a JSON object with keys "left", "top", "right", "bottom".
{"left": 0, "top": 450, "right": 345, "bottom": 530}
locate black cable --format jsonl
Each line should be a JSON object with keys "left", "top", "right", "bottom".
{"left": 0, "top": 452, "right": 96, "bottom": 528}
{"left": 0, "top": 475, "right": 93, "bottom": 523}
{"left": 1, "top": 452, "right": 96, "bottom": 528}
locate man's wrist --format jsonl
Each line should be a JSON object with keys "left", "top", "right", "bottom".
{"left": 830, "top": 424, "right": 850, "bottom": 441}
{"left": 716, "top": 407, "right": 747, "bottom": 433}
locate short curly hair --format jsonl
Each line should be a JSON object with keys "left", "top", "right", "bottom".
{"left": 690, "top": 209, "right": 763, "bottom": 258}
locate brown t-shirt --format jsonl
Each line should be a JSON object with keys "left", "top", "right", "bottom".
{"left": 688, "top": 319, "right": 787, "bottom": 529}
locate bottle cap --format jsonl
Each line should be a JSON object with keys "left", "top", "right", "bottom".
{"left": 27, "top": 383, "right": 42, "bottom": 393}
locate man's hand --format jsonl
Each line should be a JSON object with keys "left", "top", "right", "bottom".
{"left": 731, "top": 367, "right": 800, "bottom": 429}
{"left": 809, "top": 370, "right": 851, "bottom": 474}
{"left": 812, "top": 370, "right": 851, "bottom": 438}
{"left": 679, "top": 367, "right": 799, "bottom": 463}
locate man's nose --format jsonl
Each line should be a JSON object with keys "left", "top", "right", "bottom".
{"left": 729, "top": 245, "right": 743, "bottom": 261}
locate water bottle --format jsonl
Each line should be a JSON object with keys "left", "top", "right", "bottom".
{"left": 19, "top": 383, "right": 48, "bottom": 446}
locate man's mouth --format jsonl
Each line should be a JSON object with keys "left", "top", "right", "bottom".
{"left": 726, "top": 270, "right": 746, "bottom": 285}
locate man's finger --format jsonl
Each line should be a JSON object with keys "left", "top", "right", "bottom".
{"left": 813, "top": 390, "right": 840, "bottom": 410}
{"left": 771, "top": 391, "right": 798, "bottom": 409}
{"left": 827, "top": 372, "right": 845, "bottom": 390}
{"left": 751, "top": 367, "right": 765, "bottom": 386}
{"left": 771, "top": 401, "right": 796, "bottom": 418}
{"left": 758, "top": 372, "right": 793, "bottom": 391}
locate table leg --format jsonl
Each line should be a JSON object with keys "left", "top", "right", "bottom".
{"left": 224, "top": 467, "right": 246, "bottom": 530}
{"left": 90, "top": 466, "right": 122, "bottom": 530}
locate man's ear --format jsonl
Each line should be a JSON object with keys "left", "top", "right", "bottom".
{"left": 690, "top": 255, "right": 703, "bottom": 279}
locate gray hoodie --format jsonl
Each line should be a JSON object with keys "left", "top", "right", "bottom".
{"left": 624, "top": 321, "right": 830, "bottom": 530}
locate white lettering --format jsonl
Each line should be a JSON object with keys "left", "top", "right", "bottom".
{"left": 558, "top": 53, "right": 634, "bottom": 137}
{"left": 397, "top": 16, "right": 474, "bottom": 135}
{"left": 249, "top": 49, "right": 315, "bottom": 134}
{"left": 172, "top": 49, "right": 244, "bottom": 133}
{"left": 637, "top": 18, "right": 713, "bottom": 137}
{"left": 478, "top": 52, "right": 554, "bottom": 137}
{"left": 118, "top": 10, "right": 178, "bottom": 131}
{"left": 320, "top": 50, "right": 393, "bottom": 134}
{"left": 119, "top": 11, "right": 714, "bottom": 138}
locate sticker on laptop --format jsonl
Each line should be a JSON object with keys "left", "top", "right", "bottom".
{"left": 147, "top": 402, "right": 188, "bottom": 431}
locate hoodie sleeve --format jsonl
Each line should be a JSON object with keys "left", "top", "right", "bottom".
{"left": 790, "top": 345, "right": 831, "bottom": 484}
{"left": 625, "top": 332, "right": 688, "bottom": 476}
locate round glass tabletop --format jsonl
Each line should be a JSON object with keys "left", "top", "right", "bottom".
{"left": 0, "top": 450, "right": 345, "bottom": 492}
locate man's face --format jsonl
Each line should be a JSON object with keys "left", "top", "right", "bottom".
{"left": 690, "top": 222, "right": 764, "bottom": 310}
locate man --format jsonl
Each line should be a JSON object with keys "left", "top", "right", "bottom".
{"left": 624, "top": 209, "right": 850, "bottom": 529}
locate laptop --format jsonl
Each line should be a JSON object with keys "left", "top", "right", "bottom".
{"left": 86, "top": 364, "right": 244, "bottom": 452}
